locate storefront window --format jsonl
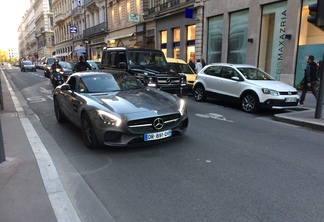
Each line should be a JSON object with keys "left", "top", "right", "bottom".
{"left": 228, "top": 10, "right": 249, "bottom": 64}
{"left": 207, "top": 15, "right": 223, "bottom": 63}
{"left": 161, "top": 30, "right": 167, "bottom": 55}
{"left": 173, "top": 28, "right": 180, "bottom": 58}
{"left": 259, "top": 1, "right": 287, "bottom": 80}
{"left": 295, "top": 0, "right": 324, "bottom": 87}
{"left": 187, "top": 25, "right": 196, "bottom": 63}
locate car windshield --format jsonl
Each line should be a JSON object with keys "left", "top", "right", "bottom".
{"left": 23, "top": 61, "right": 32, "bottom": 65}
{"left": 168, "top": 63, "right": 195, "bottom": 74}
{"left": 127, "top": 51, "right": 168, "bottom": 68}
{"left": 79, "top": 73, "right": 143, "bottom": 93}
{"left": 237, "top": 67, "right": 275, "bottom": 80}
{"left": 59, "top": 62, "right": 73, "bottom": 69}
{"left": 87, "top": 61, "right": 99, "bottom": 70}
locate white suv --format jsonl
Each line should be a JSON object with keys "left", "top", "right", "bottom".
{"left": 192, "top": 63, "right": 299, "bottom": 113}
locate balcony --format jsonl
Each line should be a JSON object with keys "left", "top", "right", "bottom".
{"left": 72, "top": 6, "right": 83, "bottom": 17}
{"left": 160, "top": 2, "right": 168, "bottom": 10}
{"left": 171, "top": 0, "right": 180, "bottom": 7}
{"left": 84, "top": 0, "right": 99, "bottom": 10}
{"left": 55, "top": 13, "right": 64, "bottom": 23}
{"left": 83, "top": 22, "right": 108, "bottom": 38}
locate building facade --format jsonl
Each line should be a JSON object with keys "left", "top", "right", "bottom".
{"left": 34, "top": 0, "right": 55, "bottom": 60}
{"left": 52, "top": 0, "right": 73, "bottom": 61}
{"left": 202, "top": 0, "right": 324, "bottom": 87}
{"left": 18, "top": 1, "right": 37, "bottom": 61}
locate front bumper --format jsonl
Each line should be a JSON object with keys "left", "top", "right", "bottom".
{"left": 95, "top": 115, "right": 189, "bottom": 147}
{"left": 260, "top": 98, "right": 299, "bottom": 109}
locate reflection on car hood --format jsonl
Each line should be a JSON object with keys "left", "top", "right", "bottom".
{"left": 249, "top": 80, "right": 297, "bottom": 91}
{"left": 131, "top": 66, "right": 179, "bottom": 76}
{"left": 87, "top": 88, "right": 179, "bottom": 115}
{"left": 24, "top": 65, "right": 34, "bottom": 67}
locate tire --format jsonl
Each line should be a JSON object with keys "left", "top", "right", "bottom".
{"left": 241, "top": 93, "right": 259, "bottom": 113}
{"left": 193, "top": 85, "right": 207, "bottom": 101}
{"left": 81, "top": 113, "right": 99, "bottom": 149}
{"left": 54, "top": 97, "right": 67, "bottom": 123}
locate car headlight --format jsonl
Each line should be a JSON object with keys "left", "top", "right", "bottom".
{"left": 180, "top": 75, "right": 187, "bottom": 86}
{"left": 147, "top": 77, "right": 156, "bottom": 87}
{"left": 262, "top": 88, "right": 280, "bottom": 96}
{"left": 97, "top": 110, "right": 122, "bottom": 127}
{"left": 178, "top": 99, "right": 186, "bottom": 115}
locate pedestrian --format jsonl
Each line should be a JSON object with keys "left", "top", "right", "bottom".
{"left": 195, "top": 59, "right": 203, "bottom": 73}
{"left": 201, "top": 59, "right": 206, "bottom": 68}
{"left": 188, "top": 59, "right": 195, "bottom": 71}
{"left": 299, "top": 55, "right": 318, "bottom": 105}
{"left": 73, "top": 54, "right": 92, "bottom": 72}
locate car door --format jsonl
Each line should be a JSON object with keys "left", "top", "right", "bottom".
{"left": 218, "top": 67, "right": 242, "bottom": 99}
{"left": 63, "top": 76, "right": 85, "bottom": 126}
{"left": 201, "top": 65, "right": 222, "bottom": 94}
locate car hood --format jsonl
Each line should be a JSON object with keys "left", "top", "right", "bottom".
{"left": 24, "top": 65, "right": 34, "bottom": 67}
{"left": 86, "top": 88, "right": 180, "bottom": 115}
{"left": 248, "top": 80, "right": 297, "bottom": 91}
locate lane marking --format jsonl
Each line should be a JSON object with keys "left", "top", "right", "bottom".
{"left": 196, "top": 112, "right": 234, "bottom": 122}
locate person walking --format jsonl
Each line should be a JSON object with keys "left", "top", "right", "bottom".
{"left": 299, "top": 55, "right": 318, "bottom": 105}
{"left": 73, "top": 54, "right": 92, "bottom": 72}
{"left": 195, "top": 59, "right": 203, "bottom": 74}
{"left": 201, "top": 59, "right": 206, "bottom": 68}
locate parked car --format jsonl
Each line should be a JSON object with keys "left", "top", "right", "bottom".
{"left": 53, "top": 71, "right": 188, "bottom": 149}
{"left": 20, "top": 60, "right": 36, "bottom": 72}
{"left": 193, "top": 63, "right": 299, "bottom": 113}
{"left": 166, "top": 57, "right": 197, "bottom": 91}
{"left": 87, "top": 60, "right": 100, "bottom": 70}
{"left": 44, "top": 57, "right": 61, "bottom": 78}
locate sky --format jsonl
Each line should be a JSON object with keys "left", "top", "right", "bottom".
{"left": 0, "top": 0, "right": 31, "bottom": 50}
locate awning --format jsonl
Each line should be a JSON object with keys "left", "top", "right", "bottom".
{"left": 74, "top": 49, "right": 86, "bottom": 53}
{"left": 107, "top": 33, "right": 135, "bottom": 41}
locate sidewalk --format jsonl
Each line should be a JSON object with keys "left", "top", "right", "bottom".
{"left": 0, "top": 70, "right": 57, "bottom": 221}
{"left": 273, "top": 92, "right": 324, "bottom": 132}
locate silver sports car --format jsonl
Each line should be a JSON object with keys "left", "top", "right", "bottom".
{"left": 53, "top": 70, "right": 189, "bottom": 149}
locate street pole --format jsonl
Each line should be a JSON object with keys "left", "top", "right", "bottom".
{"left": 315, "top": 52, "right": 324, "bottom": 119}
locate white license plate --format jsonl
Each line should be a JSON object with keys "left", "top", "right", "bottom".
{"left": 144, "top": 130, "right": 172, "bottom": 141}
{"left": 285, "top": 97, "right": 297, "bottom": 102}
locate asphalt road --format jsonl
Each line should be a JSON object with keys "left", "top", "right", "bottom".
{"left": 4, "top": 66, "right": 324, "bottom": 222}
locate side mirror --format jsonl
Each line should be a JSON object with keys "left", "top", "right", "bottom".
{"left": 231, "top": 76, "right": 241, "bottom": 81}
{"left": 61, "top": 84, "right": 71, "bottom": 91}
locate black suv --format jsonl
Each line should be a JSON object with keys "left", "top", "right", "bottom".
{"left": 101, "top": 47, "right": 187, "bottom": 96}
{"left": 44, "top": 57, "right": 61, "bottom": 78}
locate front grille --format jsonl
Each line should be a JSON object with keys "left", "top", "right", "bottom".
{"left": 128, "top": 114, "right": 181, "bottom": 133}
{"left": 280, "top": 91, "right": 298, "bottom": 95}
{"left": 157, "top": 77, "right": 180, "bottom": 86}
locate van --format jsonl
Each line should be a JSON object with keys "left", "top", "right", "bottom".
{"left": 101, "top": 47, "right": 187, "bottom": 97}
{"left": 166, "top": 57, "right": 197, "bottom": 91}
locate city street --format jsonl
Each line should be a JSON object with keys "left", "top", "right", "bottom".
{"left": 1, "top": 65, "right": 324, "bottom": 222}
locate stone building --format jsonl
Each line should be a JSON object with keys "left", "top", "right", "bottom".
{"left": 201, "top": 0, "right": 324, "bottom": 87}
{"left": 33, "top": 0, "right": 55, "bottom": 60}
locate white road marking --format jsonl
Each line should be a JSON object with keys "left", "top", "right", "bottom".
{"left": 27, "top": 96, "right": 47, "bottom": 103}
{"left": 195, "top": 113, "right": 234, "bottom": 122}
